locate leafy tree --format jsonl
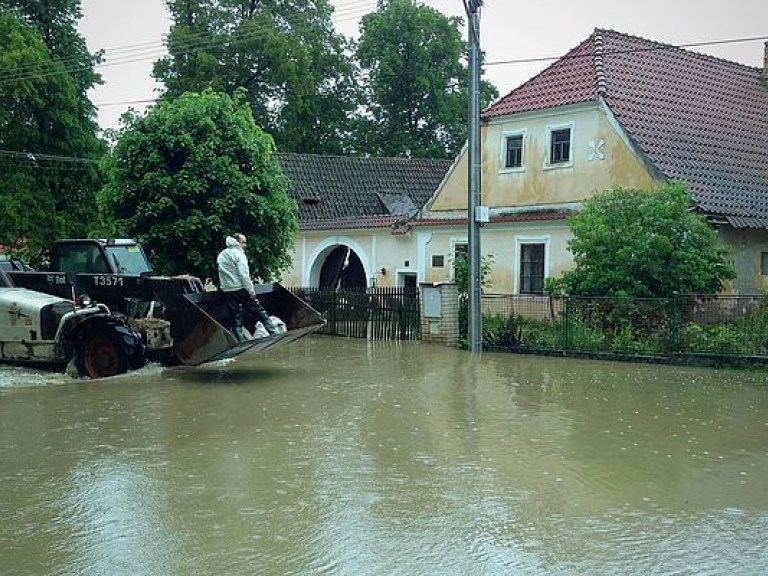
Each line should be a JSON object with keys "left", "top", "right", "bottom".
{"left": 453, "top": 253, "right": 494, "bottom": 294}
{"left": 0, "top": 4, "right": 105, "bottom": 262}
{"left": 3, "top": 0, "right": 102, "bottom": 93}
{"left": 353, "top": 0, "right": 498, "bottom": 159}
{"left": 552, "top": 183, "right": 735, "bottom": 297}
{"left": 98, "top": 90, "right": 297, "bottom": 281}
{"left": 153, "top": 0, "right": 358, "bottom": 155}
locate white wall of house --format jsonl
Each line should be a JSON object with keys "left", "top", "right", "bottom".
{"left": 281, "top": 228, "right": 420, "bottom": 288}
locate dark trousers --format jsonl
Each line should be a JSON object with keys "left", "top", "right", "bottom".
{"left": 222, "top": 289, "right": 276, "bottom": 338}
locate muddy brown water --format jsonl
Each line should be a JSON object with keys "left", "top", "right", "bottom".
{"left": 1, "top": 337, "right": 767, "bottom": 575}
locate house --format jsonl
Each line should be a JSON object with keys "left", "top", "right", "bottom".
{"left": 279, "top": 29, "right": 768, "bottom": 295}
{"left": 277, "top": 153, "right": 452, "bottom": 290}
{"left": 418, "top": 29, "right": 768, "bottom": 295}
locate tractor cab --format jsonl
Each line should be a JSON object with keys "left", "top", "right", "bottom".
{"left": 50, "top": 239, "right": 153, "bottom": 275}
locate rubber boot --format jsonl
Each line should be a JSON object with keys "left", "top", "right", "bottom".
{"left": 259, "top": 312, "right": 278, "bottom": 335}
{"left": 233, "top": 323, "right": 248, "bottom": 343}
{"left": 250, "top": 300, "right": 277, "bottom": 334}
{"left": 227, "top": 297, "right": 249, "bottom": 342}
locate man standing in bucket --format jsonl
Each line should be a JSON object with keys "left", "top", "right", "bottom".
{"left": 217, "top": 233, "right": 277, "bottom": 341}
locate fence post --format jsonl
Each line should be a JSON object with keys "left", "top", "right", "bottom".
{"left": 329, "top": 290, "right": 337, "bottom": 335}
{"left": 562, "top": 297, "right": 570, "bottom": 352}
{"left": 669, "top": 295, "right": 681, "bottom": 353}
{"left": 368, "top": 289, "right": 373, "bottom": 339}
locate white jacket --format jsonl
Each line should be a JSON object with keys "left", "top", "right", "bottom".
{"left": 216, "top": 236, "right": 255, "bottom": 294}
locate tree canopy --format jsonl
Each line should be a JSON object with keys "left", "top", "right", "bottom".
{"left": 152, "top": 0, "right": 500, "bottom": 159}
{"left": 3, "top": 0, "right": 102, "bottom": 95}
{"left": 552, "top": 183, "right": 736, "bottom": 298}
{"left": 354, "top": 0, "right": 498, "bottom": 158}
{"left": 153, "top": 0, "right": 358, "bottom": 155}
{"left": 98, "top": 90, "right": 297, "bottom": 281}
{"left": 0, "top": 3, "right": 105, "bottom": 262}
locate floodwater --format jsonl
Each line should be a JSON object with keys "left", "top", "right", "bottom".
{"left": 1, "top": 338, "right": 767, "bottom": 576}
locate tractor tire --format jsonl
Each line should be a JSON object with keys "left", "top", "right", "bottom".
{"left": 76, "top": 330, "right": 128, "bottom": 379}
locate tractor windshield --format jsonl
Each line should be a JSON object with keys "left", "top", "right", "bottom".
{"left": 104, "top": 244, "right": 153, "bottom": 275}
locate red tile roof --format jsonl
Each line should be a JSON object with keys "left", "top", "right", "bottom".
{"left": 483, "top": 35, "right": 599, "bottom": 117}
{"left": 483, "top": 29, "right": 768, "bottom": 229}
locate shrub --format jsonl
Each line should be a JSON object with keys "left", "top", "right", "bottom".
{"left": 680, "top": 323, "right": 747, "bottom": 355}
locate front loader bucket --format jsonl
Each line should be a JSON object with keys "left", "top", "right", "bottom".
{"left": 170, "top": 283, "right": 325, "bottom": 366}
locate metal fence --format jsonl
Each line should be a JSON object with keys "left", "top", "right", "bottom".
{"left": 478, "top": 294, "right": 768, "bottom": 359}
{"left": 287, "top": 287, "right": 421, "bottom": 341}
{"left": 287, "top": 286, "right": 768, "bottom": 360}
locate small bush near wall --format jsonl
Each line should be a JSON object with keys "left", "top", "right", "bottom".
{"left": 482, "top": 315, "right": 559, "bottom": 349}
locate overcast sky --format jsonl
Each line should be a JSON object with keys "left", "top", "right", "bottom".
{"left": 78, "top": 0, "right": 768, "bottom": 132}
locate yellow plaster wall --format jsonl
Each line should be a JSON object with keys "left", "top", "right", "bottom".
{"left": 718, "top": 228, "right": 768, "bottom": 294}
{"left": 430, "top": 104, "right": 657, "bottom": 212}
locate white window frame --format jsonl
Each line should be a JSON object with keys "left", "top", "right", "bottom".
{"left": 499, "top": 128, "right": 527, "bottom": 173}
{"left": 544, "top": 121, "right": 574, "bottom": 170}
{"left": 514, "top": 235, "right": 550, "bottom": 294}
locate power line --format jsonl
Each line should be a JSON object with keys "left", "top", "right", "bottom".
{"left": 332, "top": 1, "right": 376, "bottom": 17}
{"left": 3, "top": 24, "right": 765, "bottom": 87}
{"left": 485, "top": 34, "right": 768, "bottom": 67}
{"left": 1, "top": 27, "right": 267, "bottom": 85}
{"left": 0, "top": 6, "right": 375, "bottom": 86}
{"left": 0, "top": 149, "right": 100, "bottom": 164}
{"left": 1, "top": 0, "right": 763, "bottom": 85}
{"left": 99, "top": 32, "right": 768, "bottom": 107}
{"left": 94, "top": 98, "right": 158, "bottom": 108}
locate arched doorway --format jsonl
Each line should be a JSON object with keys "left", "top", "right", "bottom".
{"left": 318, "top": 245, "right": 367, "bottom": 290}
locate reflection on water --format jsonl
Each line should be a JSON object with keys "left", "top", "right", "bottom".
{"left": 1, "top": 337, "right": 767, "bottom": 575}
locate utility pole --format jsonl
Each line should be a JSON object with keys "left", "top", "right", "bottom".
{"left": 464, "top": 0, "right": 484, "bottom": 353}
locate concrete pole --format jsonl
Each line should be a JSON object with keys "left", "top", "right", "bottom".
{"left": 465, "top": 0, "right": 483, "bottom": 353}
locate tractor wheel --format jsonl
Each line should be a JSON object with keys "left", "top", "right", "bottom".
{"left": 76, "top": 330, "right": 128, "bottom": 379}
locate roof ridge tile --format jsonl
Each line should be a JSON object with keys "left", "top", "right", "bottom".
{"left": 594, "top": 30, "right": 607, "bottom": 96}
